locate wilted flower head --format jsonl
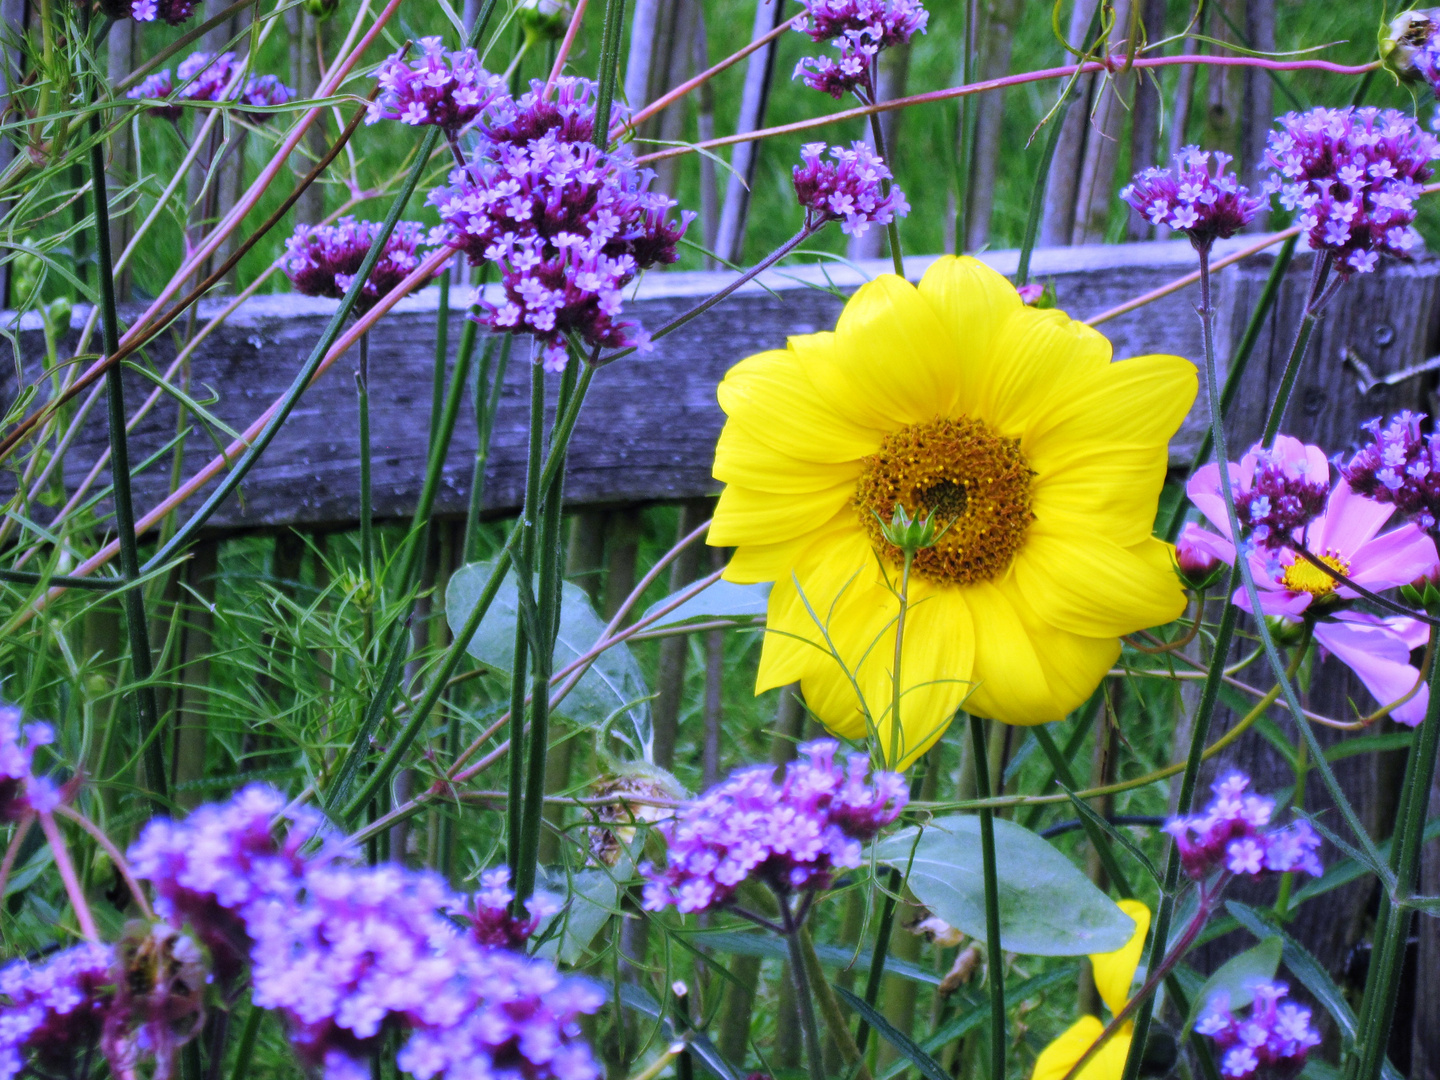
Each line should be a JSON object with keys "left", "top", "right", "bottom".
{"left": 641, "top": 739, "right": 908, "bottom": 914}
{"left": 0, "top": 943, "right": 115, "bottom": 1080}
{"left": 127, "top": 784, "right": 335, "bottom": 979}
{"left": 0, "top": 704, "right": 59, "bottom": 823}
{"left": 430, "top": 77, "right": 691, "bottom": 371}
{"left": 1341, "top": 410, "right": 1440, "bottom": 533}
{"left": 1163, "top": 772, "right": 1322, "bottom": 881}
{"left": 127, "top": 0, "right": 197, "bottom": 24}
{"left": 1382, "top": 8, "right": 1440, "bottom": 98}
{"left": 1195, "top": 981, "right": 1321, "bottom": 1080}
{"left": 367, "top": 38, "right": 505, "bottom": 135}
{"left": 1121, "top": 147, "right": 1264, "bottom": 249}
{"left": 1264, "top": 106, "right": 1438, "bottom": 275}
{"left": 792, "top": 141, "right": 910, "bottom": 237}
{"left": 100, "top": 923, "right": 208, "bottom": 1080}
{"left": 283, "top": 219, "right": 434, "bottom": 315}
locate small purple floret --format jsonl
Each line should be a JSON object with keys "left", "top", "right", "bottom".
{"left": 1195, "top": 982, "right": 1321, "bottom": 1080}
{"left": 1163, "top": 772, "right": 1322, "bottom": 881}
{"left": 1121, "top": 146, "right": 1264, "bottom": 249}
{"left": 1231, "top": 440, "right": 1331, "bottom": 550}
{"left": 792, "top": 0, "right": 927, "bottom": 101}
{"left": 125, "top": 52, "right": 294, "bottom": 122}
{"left": 129, "top": 0, "right": 197, "bottom": 24}
{"left": 465, "top": 866, "right": 561, "bottom": 949}
{"left": 1341, "top": 410, "right": 1440, "bottom": 534}
{"left": 367, "top": 38, "right": 505, "bottom": 135}
{"left": 1264, "top": 107, "right": 1438, "bottom": 275}
{"left": 0, "top": 703, "right": 57, "bottom": 823}
{"left": 282, "top": 219, "right": 434, "bottom": 315}
{"left": 792, "top": 141, "right": 909, "bottom": 237}
{"left": 641, "top": 740, "right": 908, "bottom": 914}
{"left": 0, "top": 943, "right": 115, "bottom": 1080}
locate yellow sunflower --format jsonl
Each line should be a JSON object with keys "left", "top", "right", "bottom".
{"left": 1032, "top": 900, "right": 1151, "bottom": 1080}
{"left": 707, "top": 257, "right": 1195, "bottom": 766}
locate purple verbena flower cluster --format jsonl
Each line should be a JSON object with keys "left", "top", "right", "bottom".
{"left": 641, "top": 739, "right": 908, "bottom": 914}
{"left": 126, "top": 52, "right": 294, "bottom": 122}
{"left": 128, "top": 0, "right": 197, "bottom": 24}
{"left": 429, "top": 77, "right": 691, "bottom": 371}
{"left": 130, "top": 786, "right": 602, "bottom": 1080}
{"left": 1230, "top": 439, "right": 1332, "bottom": 550}
{"left": 466, "top": 867, "right": 561, "bottom": 949}
{"left": 792, "top": 0, "right": 929, "bottom": 101}
{"left": 1341, "top": 410, "right": 1440, "bottom": 534}
{"left": 1264, "top": 107, "right": 1438, "bottom": 275}
{"left": 1163, "top": 772, "right": 1322, "bottom": 881}
{"left": 0, "top": 943, "right": 115, "bottom": 1080}
{"left": 1195, "top": 981, "right": 1321, "bottom": 1080}
{"left": 0, "top": 704, "right": 59, "bottom": 823}
{"left": 367, "top": 37, "right": 505, "bottom": 135}
{"left": 282, "top": 219, "right": 434, "bottom": 315}
{"left": 1120, "top": 147, "right": 1264, "bottom": 249}
{"left": 793, "top": 141, "right": 910, "bottom": 237}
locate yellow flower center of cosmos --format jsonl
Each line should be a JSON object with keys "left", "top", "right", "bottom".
{"left": 855, "top": 416, "right": 1036, "bottom": 585}
{"left": 1280, "top": 552, "right": 1349, "bottom": 597}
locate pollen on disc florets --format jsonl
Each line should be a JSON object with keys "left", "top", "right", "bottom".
{"left": 855, "top": 416, "right": 1035, "bottom": 585}
{"left": 1280, "top": 552, "right": 1348, "bottom": 598}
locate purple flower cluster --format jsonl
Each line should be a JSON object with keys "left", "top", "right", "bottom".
{"left": 0, "top": 943, "right": 115, "bottom": 1080}
{"left": 1341, "top": 410, "right": 1440, "bottom": 533}
{"left": 1229, "top": 438, "right": 1332, "bottom": 550}
{"left": 128, "top": 0, "right": 197, "bottom": 24}
{"left": 641, "top": 740, "right": 908, "bottom": 914}
{"left": 130, "top": 786, "right": 602, "bottom": 1080}
{"left": 1264, "top": 107, "right": 1437, "bottom": 275}
{"left": 430, "top": 77, "right": 691, "bottom": 371}
{"left": 792, "top": 0, "right": 929, "bottom": 100}
{"left": 1163, "top": 772, "right": 1322, "bottom": 881}
{"left": 1195, "top": 981, "right": 1321, "bottom": 1080}
{"left": 466, "top": 867, "right": 561, "bottom": 949}
{"left": 793, "top": 141, "right": 910, "bottom": 237}
{"left": 1120, "top": 147, "right": 1264, "bottom": 249}
{"left": 283, "top": 219, "right": 434, "bottom": 315}
{"left": 126, "top": 52, "right": 294, "bottom": 122}
{"left": 367, "top": 37, "right": 505, "bottom": 135}
{"left": 0, "top": 704, "right": 59, "bottom": 823}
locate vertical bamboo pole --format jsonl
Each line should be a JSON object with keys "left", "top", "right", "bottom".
{"left": 964, "top": 0, "right": 1023, "bottom": 251}
{"left": 1039, "top": 0, "right": 1100, "bottom": 246}
{"left": 651, "top": 500, "right": 709, "bottom": 769}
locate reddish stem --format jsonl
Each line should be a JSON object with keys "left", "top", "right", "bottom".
{"left": 38, "top": 811, "right": 99, "bottom": 941}
{"left": 544, "top": 0, "right": 593, "bottom": 99}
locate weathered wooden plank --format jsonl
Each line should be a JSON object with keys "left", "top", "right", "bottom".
{"left": 1, "top": 240, "right": 1436, "bottom": 533}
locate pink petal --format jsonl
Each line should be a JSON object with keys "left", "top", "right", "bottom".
{"left": 1179, "top": 523, "right": 1236, "bottom": 566}
{"left": 1315, "top": 615, "right": 1429, "bottom": 726}
{"left": 1346, "top": 523, "right": 1439, "bottom": 593}
{"left": 1314, "top": 481, "right": 1394, "bottom": 558}
{"left": 1187, "top": 462, "right": 1243, "bottom": 540}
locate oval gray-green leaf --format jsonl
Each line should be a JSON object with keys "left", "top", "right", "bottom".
{"left": 640, "top": 579, "right": 770, "bottom": 631}
{"left": 1186, "top": 936, "right": 1282, "bottom": 1033}
{"left": 446, "top": 560, "right": 653, "bottom": 757}
{"left": 874, "top": 814, "right": 1134, "bottom": 956}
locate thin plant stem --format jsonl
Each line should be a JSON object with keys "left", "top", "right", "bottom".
{"left": 969, "top": 714, "right": 1005, "bottom": 1080}
{"left": 1260, "top": 251, "right": 1333, "bottom": 448}
{"left": 54, "top": 804, "right": 154, "bottom": 920}
{"left": 781, "top": 903, "right": 827, "bottom": 1080}
{"left": 797, "top": 926, "right": 873, "bottom": 1080}
{"left": 1015, "top": 92, "right": 1070, "bottom": 286}
{"left": 866, "top": 110, "right": 905, "bottom": 277}
{"left": 225, "top": 1006, "right": 263, "bottom": 1080}
{"left": 887, "top": 551, "right": 913, "bottom": 766}
{"left": 91, "top": 118, "right": 166, "bottom": 804}
{"left": 430, "top": 270, "right": 452, "bottom": 447}
{"left": 38, "top": 812, "right": 99, "bottom": 941}
{"left": 589, "top": 0, "right": 629, "bottom": 147}
{"left": 0, "top": 814, "right": 34, "bottom": 902}
{"left": 357, "top": 332, "right": 374, "bottom": 584}
{"left": 465, "top": 332, "right": 510, "bottom": 562}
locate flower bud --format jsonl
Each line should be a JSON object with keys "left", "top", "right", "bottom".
{"left": 1175, "top": 522, "right": 1225, "bottom": 588}
{"left": 519, "top": 0, "right": 572, "bottom": 44}
{"left": 301, "top": 0, "right": 339, "bottom": 17}
{"left": 875, "top": 503, "right": 943, "bottom": 557}
{"left": 1015, "top": 283, "right": 1045, "bottom": 306}
{"left": 1381, "top": 8, "right": 1440, "bottom": 82}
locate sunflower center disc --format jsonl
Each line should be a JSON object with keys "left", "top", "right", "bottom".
{"left": 855, "top": 416, "right": 1036, "bottom": 586}
{"left": 1280, "top": 552, "right": 1348, "bottom": 597}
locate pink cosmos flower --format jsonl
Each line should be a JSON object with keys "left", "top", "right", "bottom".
{"left": 1185, "top": 435, "right": 1438, "bottom": 725}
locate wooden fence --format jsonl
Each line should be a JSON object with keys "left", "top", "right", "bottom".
{"left": 6, "top": 238, "right": 1440, "bottom": 1071}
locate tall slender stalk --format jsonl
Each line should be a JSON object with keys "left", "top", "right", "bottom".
{"left": 357, "top": 332, "right": 375, "bottom": 584}
{"left": 866, "top": 110, "right": 905, "bottom": 277}
{"left": 969, "top": 714, "right": 1005, "bottom": 1080}
{"left": 90, "top": 122, "right": 166, "bottom": 804}
{"left": 1261, "top": 251, "right": 1333, "bottom": 448}
{"left": 782, "top": 904, "right": 827, "bottom": 1080}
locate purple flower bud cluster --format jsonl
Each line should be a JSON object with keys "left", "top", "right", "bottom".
{"left": 430, "top": 77, "right": 691, "bottom": 371}
{"left": 0, "top": 704, "right": 59, "bottom": 823}
{"left": 1195, "top": 981, "right": 1321, "bottom": 1080}
{"left": 1231, "top": 438, "right": 1331, "bottom": 550}
{"left": 1264, "top": 107, "right": 1438, "bottom": 275}
{"left": 466, "top": 867, "right": 561, "bottom": 949}
{"left": 129, "top": 0, "right": 197, "bottom": 24}
{"left": 792, "top": 0, "right": 929, "bottom": 101}
{"left": 0, "top": 943, "right": 115, "bottom": 1080}
{"left": 641, "top": 739, "right": 908, "bottom": 914}
{"left": 792, "top": 141, "right": 910, "bottom": 237}
{"left": 1163, "top": 772, "right": 1322, "bottom": 881}
{"left": 126, "top": 52, "right": 294, "bottom": 122}
{"left": 367, "top": 37, "right": 505, "bottom": 135}
{"left": 1120, "top": 147, "right": 1264, "bottom": 249}
{"left": 1341, "top": 410, "right": 1440, "bottom": 533}
{"left": 282, "top": 219, "right": 434, "bottom": 315}
{"left": 130, "top": 786, "right": 601, "bottom": 1080}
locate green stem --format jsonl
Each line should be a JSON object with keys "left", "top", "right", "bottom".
{"left": 430, "top": 270, "right": 451, "bottom": 447}
{"left": 969, "top": 714, "right": 1005, "bottom": 1080}
{"left": 888, "top": 552, "right": 912, "bottom": 766}
{"left": 1032, "top": 725, "right": 1134, "bottom": 898}
{"left": 784, "top": 916, "right": 828, "bottom": 1080}
{"left": 465, "top": 325, "right": 510, "bottom": 562}
{"left": 590, "top": 0, "right": 629, "bottom": 148}
{"left": 1260, "top": 251, "right": 1332, "bottom": 448}
{"left": 357, "top": 333, "right": 374, "bottom": 584}
{"left": 953, "top": 0, "right": 977, "bottom": 253}
{"left": 866, "top": 111, "right": 905, "bottom": 277}
{"left": 225, "top": 1006, "right": 263, "bottom": 1080}
{"left": 1015, "top": 95, "right": 1070, "bottom": 287}
{"left": 91, "top": 118, "right": 166, "bottom": 805}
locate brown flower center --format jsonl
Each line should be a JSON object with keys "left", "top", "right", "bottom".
{"left": 855, "top": 417, "right": 1036, "bottom": 585}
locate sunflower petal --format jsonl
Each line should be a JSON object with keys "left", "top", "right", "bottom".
{"left": 713, "top": 421, "right": 863, "bottom": 494}
{"left": 1032, "top": 1016, "right": 1133, "bottom": 1080}
{"left": 1092, "top": 900, "right": 1150, "bottom": 1018}
{"left": 1031, "top": 444, "right": 1171, "bottom": 547}
{"left": 710, "top": 481, "right": 857, "bottom": 548}
{"left": 1014, "top": 533, "right": 1185, "bottom": 638}
{"left": 916, "top": 255, "right": 1023, "bottom": 416}
{"left": 976, "top": 307, "right": 1112, "bottom": 437}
